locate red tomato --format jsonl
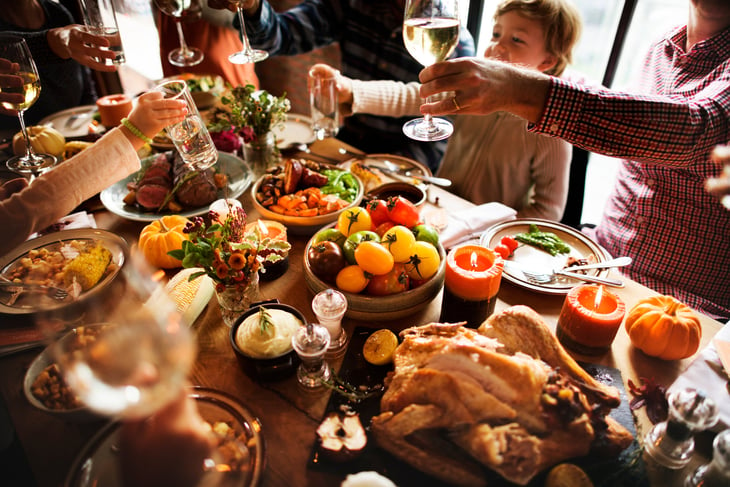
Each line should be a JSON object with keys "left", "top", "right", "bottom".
{"left": 493, "top": 244, "right": 511, "bottom": 260}
{"left": 386, "top": 196, "right": 420, "bottom": 228}
{"left": 367, "top": 263, "right": 409, "bottom": 296}
{"left": 366, "top": 199, "right": 391, "bottom": 228}
{"left": 500, "top": 235, "right": 519, "bottom": 253}
{"left": 374, "top": 221, "right": 396, "bottom": 238}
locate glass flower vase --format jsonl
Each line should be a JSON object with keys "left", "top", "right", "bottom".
{"left": 215, "top": 273, "right": 260, "bottom": 327}
{"left": 244, "top": 131, "right": 279, "bottom": 178}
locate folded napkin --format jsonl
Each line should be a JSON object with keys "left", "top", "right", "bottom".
{"left": 28, "top": 211, "right": 97, "bottom": 241}
{"left": 668, "top": 322, "right": 730, "bottom": 431}
{"left": 439, "top": 202, "right": 517, "bottom": 249}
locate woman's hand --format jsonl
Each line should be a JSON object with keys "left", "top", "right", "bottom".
{"left": 46, "top": 25, "right": 118, "bottom": 72}
{"left": 0, "top": 57, "right": 23, "bottom": 117}
{"left": 706, "top": 145, "right": 730, "bottom": 208}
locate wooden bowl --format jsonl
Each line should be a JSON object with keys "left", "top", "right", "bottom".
{"left": 303, "top": 231, "right": 446, "bottom": 321}
{"left": 366, "top": 182, "right": 426, "bottom": 206}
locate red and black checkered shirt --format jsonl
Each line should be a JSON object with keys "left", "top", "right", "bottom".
{"left": 532, "top": 25, "right": 730, "bottom": 320}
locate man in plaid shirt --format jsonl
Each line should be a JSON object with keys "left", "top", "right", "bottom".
{"left": 418, "top": 0, "right": 730, "bottom": 320}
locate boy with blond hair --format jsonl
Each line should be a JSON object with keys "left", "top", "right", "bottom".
{"left": 319, "top": 0, "right": 582, "bottom": 220}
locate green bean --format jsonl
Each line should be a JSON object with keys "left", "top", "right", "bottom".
{"left": 514, "top": 224, "right": 570, "bottom": 256}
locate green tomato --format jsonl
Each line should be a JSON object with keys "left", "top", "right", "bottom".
{"left": 412, "top": 224, "right": 440, "bottom": 248}
{"left": 312, "top": 228, "right": 346, "bottom": 249}
{"left": 342, "top": 230, "right": 380, "bottom": 265}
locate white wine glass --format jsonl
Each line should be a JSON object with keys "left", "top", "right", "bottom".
{"left": 0, "top": 34, "right": 57, "bottom": 180}
{"left": 228, "top": 0, "right": 268, "bottom": 64}
{"left": 402, "top": 0, "right": 460, "bottom": 142}
{"left": 154, "top": 0, "right": 205, "bottom": 67}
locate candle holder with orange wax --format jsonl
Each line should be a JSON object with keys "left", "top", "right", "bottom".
{"left": 440, "top": 244, "right": 503, "bottom": 328}
{"left": 246, "top": 219, "right": 290, "bottom": 281}
{"left": 556, "top": 284, "right": 626, "bottom": 355}
{"left": 95, "top": 94, "right": 133, "bottom": 128}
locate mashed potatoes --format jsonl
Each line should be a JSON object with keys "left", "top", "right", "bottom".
{"left": 235, "top": 308, "right": 303, "bottom": 359}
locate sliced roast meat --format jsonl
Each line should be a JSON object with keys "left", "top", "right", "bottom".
{"left": 135, "top": 183, "right": 170, "bottom": 210}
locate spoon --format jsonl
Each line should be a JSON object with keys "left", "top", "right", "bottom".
{"left": 367, "top": 162, "right": 452, "bottom": 187}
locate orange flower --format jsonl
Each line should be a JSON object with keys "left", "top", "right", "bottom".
{"left": 228, "top": 251, "right": 247, "bottom": 270}
{"left": 215, "top": 263, "right": 229, "bottom": 279}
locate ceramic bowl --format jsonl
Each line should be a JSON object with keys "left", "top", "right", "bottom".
{"left": 303, "top": 232, "right": 446, "bottom": 321}
{"left": 23, "top": 326, "right": 105, "bottom": 422}
{"left": 250, "top": 168, "right": 364, "bottom": 235}
{"left": 366, "top": 182, "right": 426, "bottom": 206}
{"left": 229, "top": 301, "right": 305, "bottom": 381}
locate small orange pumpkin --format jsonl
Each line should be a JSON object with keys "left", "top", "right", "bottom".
{"left": 624, "top": 295, "right": 701, "bottom": 361}
{"left": 138, "top": 215, "right": 190, "bottom": 269}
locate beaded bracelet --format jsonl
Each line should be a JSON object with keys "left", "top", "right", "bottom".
{"left": 121, "top": 117, "right": 154, "bottom": 145}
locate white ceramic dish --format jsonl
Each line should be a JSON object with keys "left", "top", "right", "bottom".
{"left": 65, "top": 387, "right": 265, "bottom": 487}
{"left": 39, "top": 105, "right": 104, "bottom": 138}
{"left": 341, "top": 153, "right": 433, "bottom": 178}
{"left": 0, "top": 229, "right": 128, "bottom": 315}
{"left": 100, "top": 152, "right": 253, "bottom": 222}
{"left": 480, "top": 219, "right": 609, "bottom": 295}
{"left": 250, "top": 167, "right": 363, "bottom": 235}
{"left": 274, "top": 113, "right": 315, "bottom": 150}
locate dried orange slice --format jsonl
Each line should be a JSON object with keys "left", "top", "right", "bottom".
{"left": 363, "top": 329, "right": 398, "bottom": 366}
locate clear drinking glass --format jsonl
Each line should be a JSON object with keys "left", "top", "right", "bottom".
{"left": 228, "top": 0, "right": 269, "bottom": 64}
{"left": 311, "top": 289, "right": 348, "bottom": 357}
{"left": 156, "top": 79, "right": 219, "bottom": 170}
{"left": 308, "top": 66, "right": 340, "bottom": 140}
{"left": 78, "top": 0, "right": 126, "bottom": 66}
{"left": 0, "top": 34, "right": 57, "bottom": 180}
{"left": 154, "top": 0, "right": 205, "bottom": 67}
{"left": 402, "top": 0, "right": 460, "bottom": 141}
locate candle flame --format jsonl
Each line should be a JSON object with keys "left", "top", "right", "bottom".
{"left": 257, "top": 219, "right": 269, "bottom": 237}
{"left": 594, "top": 285, "right": 604, "bottom": 310}
{"left": 470, "top": 251, "right": 478, "bottom": 270}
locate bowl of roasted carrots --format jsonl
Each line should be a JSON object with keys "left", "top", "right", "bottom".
{"left": 251, "top": 158, "right": 363, "bottom": 235}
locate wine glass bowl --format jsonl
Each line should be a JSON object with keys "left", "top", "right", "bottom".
{"left": 228, "top": 0, "right": 269, "bottom": 64}
{"left": 0, "top": 34, "right": 57, "bottom": 179}
{"left": 402, "top": 0, "right": 460, "bottom": 142}
{"left": 154, "top": 0, "right": 205, "bottom": 67}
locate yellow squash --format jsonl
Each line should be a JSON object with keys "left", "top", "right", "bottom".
{"left": 138, "top": 215, "right": 190, "bottom": 269}
{"left": 624, "top": 295, "right": 701, "bottom": 360}
{"left": 13, "top": 126, "right": 65, "bottom": 158}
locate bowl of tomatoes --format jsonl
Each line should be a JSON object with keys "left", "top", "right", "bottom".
{"left": 303, "top": 196, "right": 445, "bottom": 321}
{"left": 251, "top": 158, "right": 363, "bottom": 235}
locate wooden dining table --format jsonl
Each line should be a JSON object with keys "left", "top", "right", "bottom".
{"left": 0, "top": 138, "right": 724, "bottom": 487}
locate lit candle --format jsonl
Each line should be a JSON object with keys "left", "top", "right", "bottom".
{"left": 556, "top": 284, "right": 626, "bottom": 355}
{"left": 96, "top": 94, "right": 133, "bottom": 128}
{"left": 245, "top": 219, "right": 290, "bottom": 281}
{"left": 439, "top": 244, "right": 503, "bottom": 328}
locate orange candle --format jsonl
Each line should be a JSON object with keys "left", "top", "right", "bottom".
{"left": 95, "top": 94, "right": 133, "bottom": 128}
{"left": 556, "top": 284, "right": 626, "bottom": 355}
{"left": 440, "top": 244, "right": 503, "bottom": 328}
{"left": 245, "top": 219, "right": 290, "bottom": 281}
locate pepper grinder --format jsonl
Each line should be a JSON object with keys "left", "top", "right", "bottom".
{"left": 292, "top": 323, "right": 331, "bottom": 389}
{"left": 311, "top": 289, "right": 348, "bottom": 358}
{"left": 644, "top": 388, "right": 719, "bottom": 469}
{"left": 685, "top": 429, "right": 730, "bottom": 487}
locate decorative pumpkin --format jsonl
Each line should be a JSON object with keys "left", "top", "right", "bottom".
{"left": 13, "top": 125, "right": 65, "bottom": 158}
{"left": 624, "top": 295, "right": 701, "bottom": 360}
{"left": 138, "top": 215, "right": 190, "bottom": 269}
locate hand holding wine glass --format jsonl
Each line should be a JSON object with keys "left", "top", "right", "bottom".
{"left": 402, "top": 0, "right": 460, "bottom": 141}
{"left": 227, "top": 0, "right": 268, "bottom": 64}
{"left": 0, "top": 34, "right": 57, "bottom": 180}
{"left": 154, "top": 0, "right": 205, "bottom": 67}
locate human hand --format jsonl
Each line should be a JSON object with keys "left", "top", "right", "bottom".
{"left": 127, "top": 91, "right": 188, "bottom": 140}
{"left": 118, "top": 389, "right": 215, "bottom": 487}
{"left": 418, "top": 57, "right": 551, "bottom": 123}
{"left": 0, "top": 57, "right": 23, "bottom": 117}
{"left": 705, "top": 145, "right": 730, "bottom": 209}
{"left": 208, "top": 0, "right": 259, "bottom": 15}
{"left": 46, "top": 25, "right": 118, "bottom": 72}
{"left": 309, "top": 63, "right": 352, "bottom": 104}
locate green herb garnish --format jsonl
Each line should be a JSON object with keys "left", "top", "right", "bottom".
{"left": 258, "top": 306, "right": 274, "bottom": 334}
{"left": 318, "top": 373, "right": 384, "bottom": 403}
{"left": 514, "top": 224, "right": 571, "bottom": 256}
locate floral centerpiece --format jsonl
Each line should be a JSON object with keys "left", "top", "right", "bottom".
{"left": 208, "top": 84, "right": 291, "bottom": 151}
{"left": 167, "top": 203, "right": 291, "bottom": 326}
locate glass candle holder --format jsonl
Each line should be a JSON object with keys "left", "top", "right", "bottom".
{"left": 311, "top": 289, "right": 348, "bottom": 358}
{"left": 291, "top": 323, "right": 331, "bottom": 389}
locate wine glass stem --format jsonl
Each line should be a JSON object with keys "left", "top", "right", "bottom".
{"left": 18, "top": 111, "right": 33, "bottom": 160}
{"left": 423, "top": 95, "right": 436, "bottom": 130}
{"left": 237, "top": 7, "right": 253, "bottom": 55}
{"left": 175, "top": 20, "right": 191, "bottom": 56}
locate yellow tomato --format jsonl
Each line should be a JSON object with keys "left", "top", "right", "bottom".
{"left": 335, "top": 265, "right": 370, "bottom": 293}
{"left": 381, "top": 225, "right": 416, "bottom": 263}
{"left": 337, "top": 207, "right": 372, "bottom": 237}
{"left": 355, "top": 241, "right": 394, "bottom": 276}
{"left": 405, "top": 241, "right": 440, "bottom": 280}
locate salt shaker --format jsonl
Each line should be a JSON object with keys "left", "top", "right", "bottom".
{"left": 292, "top": 323, "right": 331, "bottom": 389}
{"left": 644, "top": 388, "right": 719, "bottom": 469}
{"left": 311, "top": 289, "right": 348, "bottom": 357}
{"left": 685, "top": 429, "right": 730, "bottom": 487}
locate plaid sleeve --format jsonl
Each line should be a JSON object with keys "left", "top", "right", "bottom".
{"left": 530, "top": 75, "right": 730, "bottom": 166}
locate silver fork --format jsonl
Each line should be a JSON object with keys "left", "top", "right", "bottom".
{"left": 0, "top": 281, "right": 70, "bottom": 306}
{"left": 520, "top": 269, "right": 624, "bottom": 287}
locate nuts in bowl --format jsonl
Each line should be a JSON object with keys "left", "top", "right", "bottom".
{"left": 251, "top": 158, "right": 363, "bottom": 234}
